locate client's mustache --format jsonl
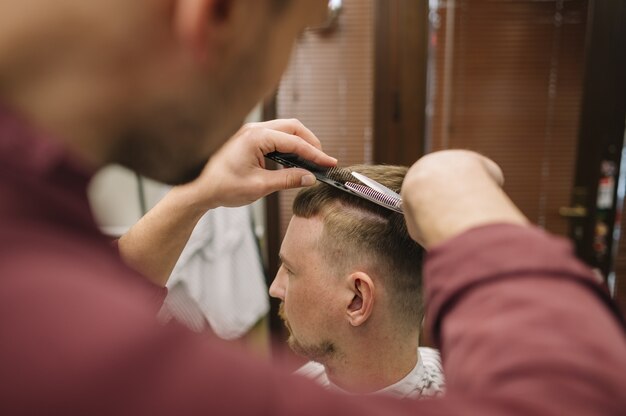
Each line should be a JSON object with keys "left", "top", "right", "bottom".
{"left": 278, "top": 302, "right": 293, "bottom": 334}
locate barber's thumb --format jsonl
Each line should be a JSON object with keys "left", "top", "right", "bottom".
{"left": 272, "top": 169, "right": 316, "bottom": 190}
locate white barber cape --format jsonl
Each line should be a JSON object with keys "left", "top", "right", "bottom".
{"left": 295, "top": 347, "right": 445, "bottom": 398}
{"left": 163, "top": 205, "right": 269, "bottom": 340}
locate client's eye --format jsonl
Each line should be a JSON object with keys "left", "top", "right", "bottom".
{"left": 279, "top": 262, "right": 294, "bottom": 276}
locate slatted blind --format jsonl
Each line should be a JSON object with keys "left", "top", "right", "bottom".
{"left": 276, "top": 0, "right": 374, "bottom": 236}
{"left": 428, "top": 0, "right": 588, "bottom": 236}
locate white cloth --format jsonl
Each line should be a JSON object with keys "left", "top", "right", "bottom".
{"left": 164, "top": 205, "right": 269, "bottom": 340}
{"left": 295, "top": 347, "right": 445, "bottom": 398}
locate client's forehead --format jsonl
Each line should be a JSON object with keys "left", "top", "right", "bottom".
{"left": 280, "top": 215, "right": 326, "bottom": 266}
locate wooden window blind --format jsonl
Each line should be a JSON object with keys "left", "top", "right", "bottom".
{"left": 276, "top": 0, "right": 374, "bottom": 237}
{"left": 428, "top": 0, "right": 588, "bottom": 236}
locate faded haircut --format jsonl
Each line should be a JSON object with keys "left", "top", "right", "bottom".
{"left": 292, "top": 164, "right": 424, "bottom": 329}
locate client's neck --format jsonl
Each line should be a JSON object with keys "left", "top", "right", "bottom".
{"left": 322, "top": 327, "right": 419, "bottom": 394}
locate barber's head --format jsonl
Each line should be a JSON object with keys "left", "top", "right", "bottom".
{"left": 269, "top": 165, "right": 424, "bottom": 362}
{"left": 0, "top": 0, "right": 328, "bottom": 183}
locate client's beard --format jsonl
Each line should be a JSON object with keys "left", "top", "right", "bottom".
{"left": 278, "top": 302, "right": 336, "bottom": 362}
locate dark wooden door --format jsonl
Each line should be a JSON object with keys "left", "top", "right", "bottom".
{"left": 575, "top": 0, "right": 626, "bottom": 311}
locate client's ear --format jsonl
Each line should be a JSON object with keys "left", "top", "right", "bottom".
{"left": 346, "top": 272, "right": 374, "bottom": 327}
{"left": 172, "top": 0, "right": 233, "bottom": 62}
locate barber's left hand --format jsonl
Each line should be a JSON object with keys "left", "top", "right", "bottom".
{"left": 179, "top": 119, "right": 336, "bottom": 211}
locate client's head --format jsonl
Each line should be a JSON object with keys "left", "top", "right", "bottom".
{"left": 269, "top": 165, "right": 424, "bottom": 364}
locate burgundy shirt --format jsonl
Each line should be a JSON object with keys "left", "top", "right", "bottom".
{"left": 1, "top": 108, "right": 625, "bottom": 415}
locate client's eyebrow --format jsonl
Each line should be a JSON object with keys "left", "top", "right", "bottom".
{"left": 278, "top": 253, "right": 295, "bottom": 271}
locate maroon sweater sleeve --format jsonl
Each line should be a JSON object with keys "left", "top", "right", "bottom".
{"left": 423, "top": 223, "right": 626, "bottom": 415}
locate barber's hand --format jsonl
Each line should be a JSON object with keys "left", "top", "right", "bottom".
{"left": 401, "top": 150, "right": 527, "bottom": 249}
{"left": 180, "top": 119, "right": 337, "bottom": 211}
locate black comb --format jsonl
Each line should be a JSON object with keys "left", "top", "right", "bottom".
{"left": 265, "top": 152, "right": 403, "bottom": 214}
{"left": 265, "top": 151, "right": 354, "bottom": 192}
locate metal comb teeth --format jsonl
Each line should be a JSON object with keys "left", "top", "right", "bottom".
{"left": 324, "top": 166, "right": 354, "bottom": 184}
{"left": 345, "top": 182, "right": 403, "bottom": 214}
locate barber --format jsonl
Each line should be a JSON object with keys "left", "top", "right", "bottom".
{"left": 1, "top": 0, "right": 624, "bottom": 414}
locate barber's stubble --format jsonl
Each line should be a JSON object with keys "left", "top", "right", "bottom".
{"left": 110, "top": 17, "right": 282, "bottom": 185}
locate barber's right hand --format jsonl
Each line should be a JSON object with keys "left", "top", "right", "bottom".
{"left": 179, "top": 119, "right": 337, "bottom": 212}
{"left": 401, "top": 150, "right": 527, "bottom": 249}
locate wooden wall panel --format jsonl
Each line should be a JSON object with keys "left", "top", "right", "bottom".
{"left": 374, "top": 0, "right": 429, "bottom": 165}
{"left": 429, "top": 0, "right": 588, "bottom": 237}
{"left": 276, "top": 0, "right": 374, "bottom": 237}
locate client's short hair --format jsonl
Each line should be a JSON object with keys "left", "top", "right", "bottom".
{"left": 292, "top": 165, "right": 424, "bottom": 329}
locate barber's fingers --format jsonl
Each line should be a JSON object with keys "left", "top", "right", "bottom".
{"left": 256, "top": 128, "right": 337, "bottom": 167}
{"left": 480, "top": 156, "right": 504, "bottom": 187}
{"left": 407, "top": 150, "right": 504, "bottom": 188}
{"left": 253, "top": 118, "right": 323, "bottom": 149}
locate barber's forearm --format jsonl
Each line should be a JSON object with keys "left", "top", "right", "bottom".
{"left": 117, "top": 184, "right": 208, "bottom": 287}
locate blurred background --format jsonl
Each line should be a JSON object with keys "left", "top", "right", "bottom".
{"left": 89, "top": 0, "right": 626, "bottom": 362}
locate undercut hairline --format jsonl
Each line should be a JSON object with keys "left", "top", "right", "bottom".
{"left": 294, "top": 201, "right": 387, "bottom": 275}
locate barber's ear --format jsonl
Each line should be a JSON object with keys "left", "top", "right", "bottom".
{"left": 173, "top": 0, "right": 232, "bottom": 62}
{"left": 346, "top": 272, "right": 374, "bottom": 327}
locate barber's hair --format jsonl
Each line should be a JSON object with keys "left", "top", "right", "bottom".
{"left": 292, "top": 165, "right": 424, "bottom": 329}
